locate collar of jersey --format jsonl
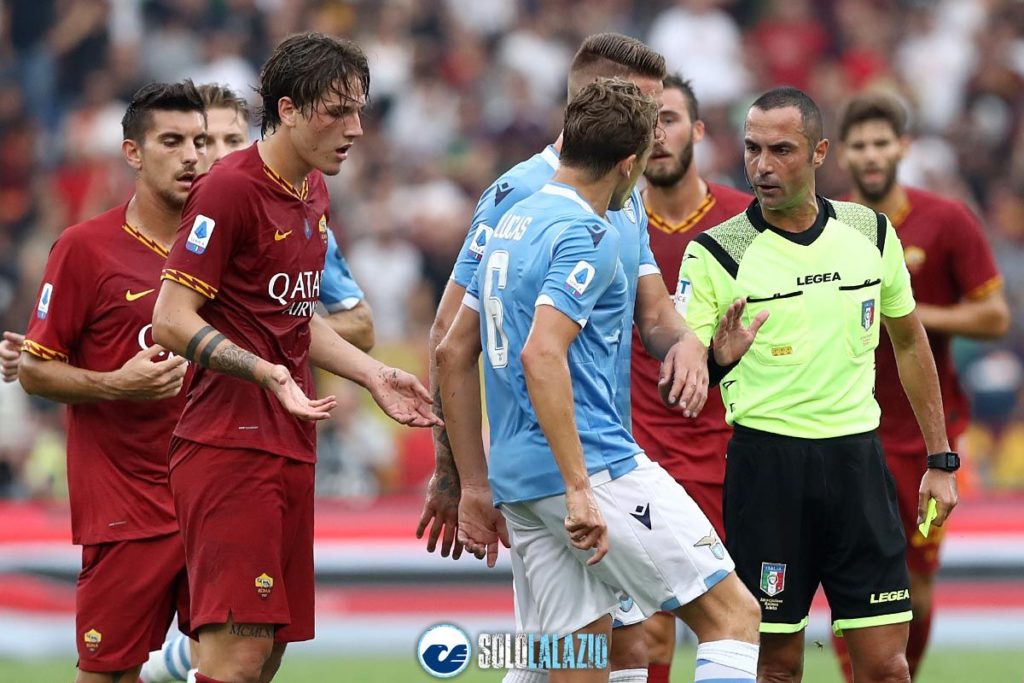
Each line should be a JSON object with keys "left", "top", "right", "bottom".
{"left": 541, "top": 145, "right": 559, "bottom": 169}
{"left": 540, "top": 182, "right": 595, "bottom": 214}
{"left": 745, "top": 195, "right": 835, "bottom": 246}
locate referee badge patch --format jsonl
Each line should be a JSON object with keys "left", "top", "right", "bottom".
{"left": 760, "top": 562, "right": 786, "bottom": 597}
{"left": 861, "top": 299, "right": 876, "bottom": 330}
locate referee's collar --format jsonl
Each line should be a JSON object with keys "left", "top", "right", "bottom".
{"left": 746, "top": 195, "right": 835, "bottom": 246}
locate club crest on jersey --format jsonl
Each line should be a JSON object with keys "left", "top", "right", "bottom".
{"left": 565, "top": 260, "right": 596, "bottom": 297}
{"left": 36, "top": 282, "right": 53, "bottom": 320}
{"left": 83, "top": 629, "right": 102, "bottom": 652}
{"left": 468, "top": 224, "right": 492, "bottom": 261}
{"left": 693, "top": 529, "right": 725, "bottom": 560}
{"left": 621, "top": 196, "right": 637, "bottom": 224}
{"left": 255, "top": 572, "right": 274, "bottom": 599}
{"left": 861, "top": 299, "right": 875, "bottom": 330}
{"left": 760, "top": 562, "right": 786, "bottom": 597}
{"left": 185, "top": 215, "right": 215, "bottom": 254}
{"left": 319, "top": 214, "right": 328, "bottom": 243}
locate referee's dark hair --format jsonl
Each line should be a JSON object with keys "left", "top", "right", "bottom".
{"left": 568, "top": 33, "right": 666, "bottom": 98}
{"left": 257, "top": 32, "right": 370, "bottom": 138}
{"left": 122, "top": 80, "right": 206, "bottom": 143}
{"left": 838, "top": 92, "right": 909, "bottom": 142}
{"left": 561, "top": 78, "right": 659, "bottom": 179}
{"left": 750, "top": 87, "right": 824, "bottom": 152}
{"left": 664, "top": 74, "right": 699, "bottom": 123}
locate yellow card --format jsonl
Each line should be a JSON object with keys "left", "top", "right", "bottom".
{"left": 918, "top": 498, "right": 938, "bottom": 538}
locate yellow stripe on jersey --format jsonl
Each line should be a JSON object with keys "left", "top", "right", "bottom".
{"left": 122, "top": 224, "right": 169, "bottom": 258}
{"left": 263, "top": 165, "right": 309, "bottom": 201}
{"left": 23, "top": 339, "right": 68, "bottom": 362}
{"left": 966, "top": 275, "right": 1003, "bottom": 300}
{"left": 646, "top": 192, "right": 717, "bottom": 235}
{"left": 161, "top": 269, "right": 218, "bottom": 299}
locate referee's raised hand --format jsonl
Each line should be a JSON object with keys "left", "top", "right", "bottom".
{"left": 712, "top": 298, "right": 769, "bottom": 366}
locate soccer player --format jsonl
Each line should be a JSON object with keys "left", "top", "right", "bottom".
{"left": 630, "top": 75, "right": 752, "bottom": 683}
{"left": 151, "top": 34, "right": 438, "bottom": 683}
{"left": 680, "top": 86, "right": 959, "bottom": 682}
{"left": 440, "top": 78, "right": 762, "bottom": 683}
{"left": 831, "top": 92, "right": 1009, "bottom": 681}
{"left": 196, "top": 82, "right": 375, "bottom": 351}
{"left": 418, "top": 34, "right": 715, "bottom": 682}
{"left": 16, "top": 81, "right": 205, "bottom": 683}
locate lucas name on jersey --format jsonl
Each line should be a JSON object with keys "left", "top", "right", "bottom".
{"left": 493, "top": 213, "right": 533, "bottom": 241}
{"left": 268, "top": 269, "right": 322, "bottom": 317}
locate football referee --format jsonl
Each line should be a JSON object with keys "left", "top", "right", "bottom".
{"left": 678, "top": 87, "right": 958, "bottom": 683}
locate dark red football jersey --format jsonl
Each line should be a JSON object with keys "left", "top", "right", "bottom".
{"left": 872, "top": 187, "right": 1002, "bottom": 456}
{"left": 161, "top": 144, "right": 330, "bottom": 465}
{"left": 24, "top": 203, "right": 183, "bottom": 545}
{"left": 631, "top": 182, "right": 753, "bottom": 484}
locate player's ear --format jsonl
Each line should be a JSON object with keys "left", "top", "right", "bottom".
{"left": 122, "top": 138, "right": 143, "bottom": 171}
{"left": 277, "top": 96, "right": 299, "bottom": 128}
{"left": 692, "top": 119, "right": 706, "bottom": 144}
{"left": 812, "top": 137, "right": 829, "bottom": 168}
{"left": 897, "top": 135, "right": 911, "bottom": 160}
{"left": 620, "top": 152, "right": 638, "bottom": 179}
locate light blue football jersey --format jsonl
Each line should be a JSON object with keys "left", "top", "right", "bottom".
{"left": 320, "top": 230, "right": 365, "bottom": 312}
{"left": 465, "top": 183, "right": 643, "bottom": 505}
{"left": 452, "top": 146, "right": 658, "bottom": 428}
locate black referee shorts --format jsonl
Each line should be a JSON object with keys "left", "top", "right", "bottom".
{"left": 724, "top": 424, "right": 912, "bottom": 636}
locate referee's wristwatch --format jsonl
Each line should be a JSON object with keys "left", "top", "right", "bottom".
{"left": 927, "top": 451, "right": 961, "bottom": 472}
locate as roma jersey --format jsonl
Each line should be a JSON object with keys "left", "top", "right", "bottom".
{"left": 873, "top": 187, "right": 1001, "bottom": 456}
{"left": 24, "top": 203, "right": 183, "bottom": 545}
{"left": 161, "top": 144, "right": 330, "bottom": 464}
{"left": 630, "top": 182, "right": 752, "bottom": 484}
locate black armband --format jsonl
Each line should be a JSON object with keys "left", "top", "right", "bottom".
{"left": 707, "top": 347, "right": 738, "bottom": 387}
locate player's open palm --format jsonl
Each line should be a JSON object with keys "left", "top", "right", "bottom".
{"left": 1, "top": 331, "right": 24, "bottom": 383}
{"left": 457, "top": 485, "right": 509, "bottom": 568}
{"left": 565, "top": 487, "right": 608, "bottom": 565}
{"left": 113, "top": 345, "right": 188, "bottom": 400}
{"left": 266, "top": 364, "right": 336, "bottom": 421}
{"left": 367, "top": 365, "right": 442, "bottom": 428}
{"left": 417, "top": 465, "right": 465, "bottom": 560}
{"left": 713, "top": 298, "right": 769, "bottom": 366}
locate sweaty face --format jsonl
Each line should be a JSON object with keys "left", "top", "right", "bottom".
{"left": 645, "top": 87, "right": 696, "bottom": 188}
{"left": 201, "top": 107, "right": 249, "bottom": 172}
{"left": 137, "top": 110, "right": 207, "bottom": 209}
{"left": 839, "top": 119, "right": 904, "bottom": 203}
{"left": 743, "top": 106, "right": 820, "bottom": 212}
{"left": 291, "top": 82, "right": 365, "bottom": 177}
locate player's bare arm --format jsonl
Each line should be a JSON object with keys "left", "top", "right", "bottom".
{"left": 883, "top": 310, "right": 958, "bottom": 526}
{"left": 323, "top": 300, "right": 375, "bottom": 352}
{"left": 522, "top": 304, "right": 608, "bottom": 565}
{"left": 307, "top": 313, "right": 439, "bottom": 428}
{"left": 19, "top": 344, "right": 185, "bottom": 404}
{"left": 1, "top": 331, "right": 24, "bottom": 382}
{"left": 436, "top": 302, "right": 508, "bottom": 567}
{"left": 417, "top": 278, "right": 469, "bottom": 558}
{"left": 152, "top": 279, "right": 336, "bottom": 421}
{"left": 914, "top": 288, "right": 1011, "bottom": 339}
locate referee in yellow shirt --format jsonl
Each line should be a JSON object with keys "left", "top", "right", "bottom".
{"left": 679, "top": 87, "right": 958, "bottom": 683}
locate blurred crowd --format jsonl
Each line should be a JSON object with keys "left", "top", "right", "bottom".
{"left": 1, "top": 0, "right": 1023, "bottom": 501}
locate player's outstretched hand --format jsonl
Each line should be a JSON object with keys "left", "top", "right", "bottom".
{"left": 565, "top": 487, "right": 608, "bottom": 566}
{"left": 265, "top": 364, "right": 336, "bottom": 421}
{"left": 918, "top": 469, "right": 959, "bottom": 527}
{"left": 112, "top": 345, "right": 188, "bottom": 400}
{"left": 712, "top": 298, "right": 769, "bottom": 366}
{"left": 367, "top": 365, "right": 442, "bottom": 428}
{"left": 658, "top": 333, "right": 709, "bottom": 418}
{"left": 417, "top": 466, "right": 465, "bottom": 560}
{"left": 1, "top": 331, "right": 24, "bottom": 383}
{"left": 457, "top": 485, "right": 509, "bottom": 568}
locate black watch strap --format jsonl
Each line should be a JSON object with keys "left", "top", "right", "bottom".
{"left": 927, "top": 451, "right": 960, "bottom": 472}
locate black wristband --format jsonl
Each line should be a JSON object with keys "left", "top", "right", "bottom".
{"left": 926, "top": 451, "right": 960, "bottom": 472}
{"left": 707, "top": 347, "right": 738, "bottom": 387}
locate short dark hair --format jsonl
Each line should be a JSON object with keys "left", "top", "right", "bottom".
{"left": 567, "top": 33, "right": 666, "bottom": 98}
{"left": 198, "top": 83, "right": 250, "bottom": 124}
{"left": 838, "top": 92, "right": 909, "bottom": 141}
{"left": 749, "top": 86, "right": 824, "bottom": 146}
{"left": 663, "top": 73, "right": 699, "bottom": 122}
{"left": 122, "top": 80, "right": 205, "bottom": 143}
{"left": 257, "top": 32, "right": 370, "bottom": 137}
{"left": 561, "top": 78, "right": 659, "bottom": 178}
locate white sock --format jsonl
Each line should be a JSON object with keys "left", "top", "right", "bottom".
{"left": 139, "top": 634, "right": 193, "bottom": 682}
{"left": 610, "top": 668, "right": 648, "bottom": 681}
{"left": 186, "top": 669, "right": 198, "bottom": 683}
{"left": 502, "top": 670, "right": 548, "bottom": 683}
{"left": 694, "top": 640, "right": 758, "bottom": 682}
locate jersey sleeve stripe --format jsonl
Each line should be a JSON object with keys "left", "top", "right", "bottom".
{"left": 161, "top": 269, "right": 218, "bottom": 299}
{"left": 875, "top": 212, "right": 887, "bottom": 254}
{"left": 22, "top": 339, "right": 68, "bottom": 362}
{"left": 638, "top": 264, "right": 661, "bottom": 277}
{"left": 966, "top": 275, "right": 1003, "bottom": 300}
{"left": 694, "top": 232, "right": 739, "bottom": 279}
{"left": 463, "top": 293, "right": 480, "bottom": 311}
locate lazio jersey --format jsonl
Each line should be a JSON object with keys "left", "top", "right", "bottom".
{"left": 320, "top": 230, "right": 365, "bottom": 312}
{"left": 679, "top": 197, "right": 915, "bottom": 439}
{"left": 465, "top": 183, "right": 642, "bottom": 505}
{"left": 452, "top": 145, "right": 658, "bottom": 427}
